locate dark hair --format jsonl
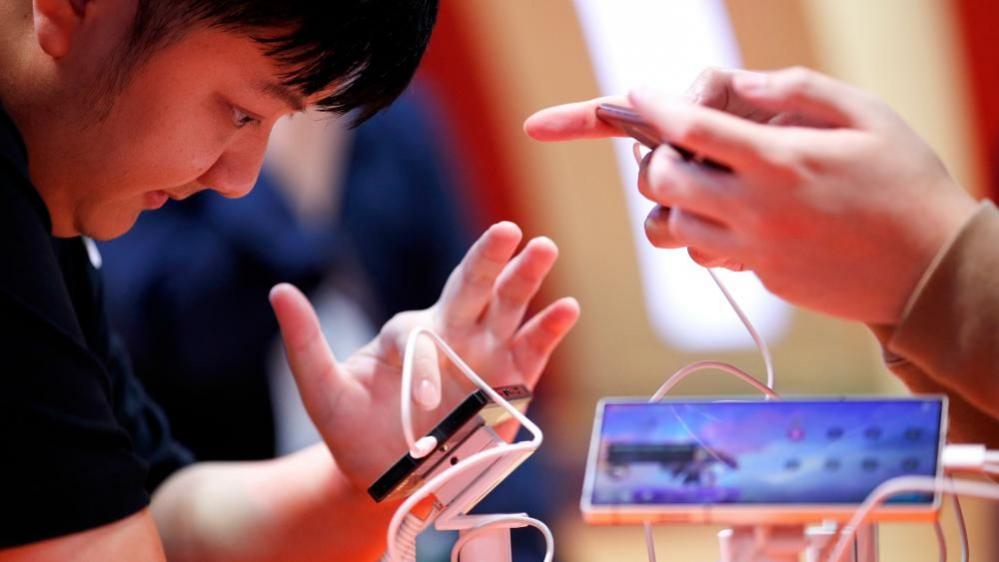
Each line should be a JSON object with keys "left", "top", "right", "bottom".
{"left": 113, "top": 0, "right": 438, "bottom": 126}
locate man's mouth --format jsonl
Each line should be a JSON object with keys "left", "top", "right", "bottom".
{"left": 168, "top": 184, "right": 205, "bottom": 201}
{"left": 144, "top": 186, "right": 203, "bottom": 209}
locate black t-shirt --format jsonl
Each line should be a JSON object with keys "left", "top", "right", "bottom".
{"left": 0, "top": 106, "right": 193, "bottom": 547}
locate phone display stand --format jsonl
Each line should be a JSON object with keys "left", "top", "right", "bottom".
{"left": 387, "top": 328, "right": 553, "bottom": 562}
{"left": 456, "top": 527, "right": 513, "bottom": 562}
{"left": 718, "top": 522, "right": 878, "bottom": 562}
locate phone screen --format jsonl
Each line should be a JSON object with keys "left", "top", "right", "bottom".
{"left": 586, "top": 398, "right": 944, "bottom": 508}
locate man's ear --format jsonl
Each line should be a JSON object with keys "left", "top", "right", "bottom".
{"left": 33, "top": 0, "right": 88, "bottom": 59}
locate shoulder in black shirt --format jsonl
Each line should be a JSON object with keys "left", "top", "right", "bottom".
{"left": 0, "top": 105, "right": 192, "bottom": 547}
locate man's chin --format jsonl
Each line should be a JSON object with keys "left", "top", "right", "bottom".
{"left": 77, "top": 210, "right": 144, "bottom": 241}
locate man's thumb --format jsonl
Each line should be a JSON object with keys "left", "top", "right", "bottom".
{"left": 270, "top": 283, "right": 345, "bottom": 425}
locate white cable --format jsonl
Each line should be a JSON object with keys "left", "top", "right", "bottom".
{"left": 705, "top": 269, "right": 775, "bottom": 391}
{"left": 943, "top": 441, "right": 999, "bottom": 518}
{"left": 943, "top": 442, "right": 993, "bottom": 560}
{"left": 386, "top": 327, "right": 553, "bottom": 562}
{"left": 951, "top": 483, "right": 969, "bottom": 562}
{"left": 449, "top": 515, "right": 554, "bottom": 562}
{"left": 643, "top": 270, "right": 779, "bottom": 562}
{"left": 650, "top": 360, "right": 780, "bottom": 402}
{"left": 942, "top": 445, "right": 999, "bottom": 481}
{"left": 643, "top": 522, "right": 658, "bottom": 562}
{"left": 627, "top": 142, "right": 776, "bottom": 396}
{"left": 932, "top": 519, "right": 947, "bottom": 562}
{"left": 827, "top": 476, "right": 999, "bottom": 562}
{"left": 942, "top": 444, "right": 988, "bottom": 471}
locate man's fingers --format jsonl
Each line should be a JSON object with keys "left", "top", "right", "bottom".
{"left": 638, "top": 146, "right": 743, "bottom": 224}
{"left": 512, "top": 297, "right": 581, "bottom": 387}
{"left": 629, "top": 88, "right": 778, "bottom": 173}
{"left": 437, "top": 222, "right": 523, "bottom": 328}
{"left": 485, "top": 237, "right": 559, "bottom": 339}
{"left": 731, "top": 67, "right": 876, "bottom": 128}
{"left": 641, "top": 206, "right": 682, "bottom": 249}
{"left": 645, "top": 206, "right": 740, "bottom": 258}
{"left": 687, "top": 247, "right": 727, "bottom": 268}
{"left": 523, "top": 95, "right": 629, "bottom": 141}
{"left": 270, "top": 283, "right": 344, "bottom": 423}
{"left": 685, "top": 247, "right": 747, "bottom": 271}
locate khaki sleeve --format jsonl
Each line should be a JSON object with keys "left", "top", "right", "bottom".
{"left": 872, "top": 200, "right": 999, "bottom": 446}
{"left": 869, "top": 325, "right": 999, "bottom": 447}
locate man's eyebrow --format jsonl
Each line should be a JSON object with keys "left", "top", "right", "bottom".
{"left": 257, "top": 81, "right": 306, "bottom": 112}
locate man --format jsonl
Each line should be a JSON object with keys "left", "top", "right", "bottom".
{"left": 98, "top": 88, "right": 474, "bottom": 461}
{"left": 526, "top": 66, "right": 998, "bottom": 447}
{"left": 0, "top": 1, "right": 580, "bottom": 560}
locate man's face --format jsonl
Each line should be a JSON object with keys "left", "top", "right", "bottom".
{"left": 29, "top": 25, "right": 307, "bottom": 239}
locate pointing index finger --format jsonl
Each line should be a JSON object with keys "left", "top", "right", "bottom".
{"left": 523, "top": 95, "right": 629, "bottom": 141}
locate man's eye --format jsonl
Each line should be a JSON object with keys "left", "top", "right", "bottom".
{"left": 231, "top": 106, "right": 259, "bottom": 129}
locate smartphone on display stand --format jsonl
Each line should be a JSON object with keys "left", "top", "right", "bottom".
{"left": 368, "top": 385, "right": 532, "bottom": 502}
{"left": 595, "top": 103, "right": 732, "bottom": 172}
{"left": 581, "top": 396, "right": 947, "bottom": 525}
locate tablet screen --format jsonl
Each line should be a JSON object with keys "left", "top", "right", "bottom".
{"left": 587, "top": 398, "right": 943, "bottom": 507}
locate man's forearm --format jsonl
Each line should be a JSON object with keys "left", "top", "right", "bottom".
{"left": 151, "top": 444, "right": 397, "bottom": 562}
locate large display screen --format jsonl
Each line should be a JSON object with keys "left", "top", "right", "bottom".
{"left": 587, "top": 399, "right": 943, "bottom": 506}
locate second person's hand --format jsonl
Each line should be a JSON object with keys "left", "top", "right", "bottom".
{"left": 525, "top": 67, "right": 978, "bottom": 325}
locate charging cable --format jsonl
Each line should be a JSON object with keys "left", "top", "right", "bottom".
{"left": 951, "top": 483, "right": 969, "bottom": 562}
{"left": 628, "top": 139, "right": 780, "bottom": 560}
{"left": 828, "top": 476, "right": 999, "bottom": 562}
{"left": 942, "top": 444, "right": 994, "bottom": 472}
{"left": 644, "top": 267, "right": 780, "bottom": 562}
{"left": 384, "top": 327, "right": 554, "bottom": 562}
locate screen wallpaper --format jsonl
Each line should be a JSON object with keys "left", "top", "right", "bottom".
{"left": 590, "top": 399, "right": 941, "bottom": 506}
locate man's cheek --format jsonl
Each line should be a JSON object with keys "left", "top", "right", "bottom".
{"left": 130, "top": 139, "right": 219, "bottom": 191}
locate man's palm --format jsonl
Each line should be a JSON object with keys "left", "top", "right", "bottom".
{"left": 270, "top": 222, "right": 579, "bottom": 488}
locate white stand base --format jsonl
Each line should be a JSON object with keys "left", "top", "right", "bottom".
{"left": 718, "top": 523, "right": 879, "bottom": 562}
{"left": 457, "top": 527, "right": 513, "bottom": 562}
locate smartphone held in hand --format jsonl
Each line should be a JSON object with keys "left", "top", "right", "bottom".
{"left": 595, "top": 103, "right": 732, "bottom": 172}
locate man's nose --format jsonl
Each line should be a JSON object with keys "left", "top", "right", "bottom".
{"left": 197, "top": 141, "right": 267, "bottom": 199}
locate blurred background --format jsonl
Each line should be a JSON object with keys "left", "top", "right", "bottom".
{"left": 101, "top": 0, "right": 999, "bottom": 560}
